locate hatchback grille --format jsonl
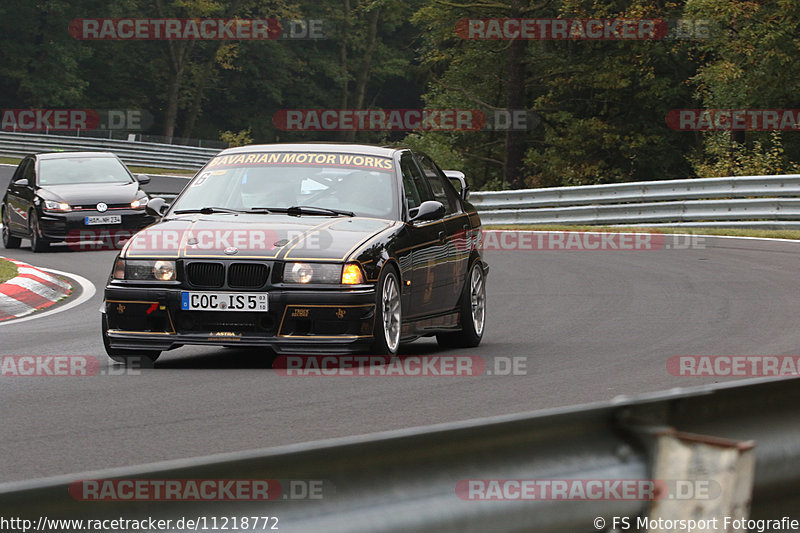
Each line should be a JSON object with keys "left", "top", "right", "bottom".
{"left": 72, "top": 203, "right": 130, "bottom": 211}
{"left": 186, "top": 262, "right": 225, "bottom": 288}
{"left": 228, "top": 263, "right": 269, "bottom": 288}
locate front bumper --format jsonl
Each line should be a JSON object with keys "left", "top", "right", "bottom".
{"left": 39, "top": 209, "right": 155, "bottom": 242}
{"left": 103, "top": 285, "right": 377, "bottom": 354}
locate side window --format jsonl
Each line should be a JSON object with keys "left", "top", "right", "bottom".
{"left": 415, "top": 153, "right": 459, "bottom": 215}
{"left": 400, "top": 153, "right": 433, "bottom": 211}
{"left": 11, "top": 159, "right": 30, "bottom": 184}
{"left": 23, "top": 159, "right": 36, "bottom": 183}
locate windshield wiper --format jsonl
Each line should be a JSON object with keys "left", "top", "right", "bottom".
{"left": 249, "top": 206, "right": 356, "bottom": 217}
{"left": 287, "top": 205, "right": 355, "bottom": 217}
{"left": 173, "top": 207, "right": 243, "bottom": 215}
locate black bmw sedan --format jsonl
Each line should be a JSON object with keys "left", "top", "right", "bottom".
{"left": 1, "top": 151, "right": 155, "bottom": 252}
{"left": 102, "top": 143, "right": 488, "bottom": 363}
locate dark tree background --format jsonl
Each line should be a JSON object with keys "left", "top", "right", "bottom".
{"left": 2, "top": 0, "right": 799, "bottom": 189}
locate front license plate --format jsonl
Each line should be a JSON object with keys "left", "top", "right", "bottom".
{"left": 85, "top": 215, "right": 122, "bottom": 225}
{"left": 181, "top": 292, "right": 268, "bottom": 312}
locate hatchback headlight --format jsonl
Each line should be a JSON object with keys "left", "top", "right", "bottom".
{"left": 130, "top": 198, "right": 146, "bottom": 209}
{"left": 43, "top": 200, "right": 71, "bottom": 212}
{"left": 113, "top": 258, "right": 176, "bottom": 281}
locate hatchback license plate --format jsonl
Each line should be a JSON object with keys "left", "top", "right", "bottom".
{"left": 85, "top": 215, "right": 122, "bottom": 225}
{"left": 181, "top": 292, "right": 268, "bottom": 311}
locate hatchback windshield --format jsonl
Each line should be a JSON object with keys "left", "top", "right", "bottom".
{"left": 171, "top": 151, "right": 398, "bottom": 219}
{"left": 38, "top": 157, "right": 133, "bottom": 185}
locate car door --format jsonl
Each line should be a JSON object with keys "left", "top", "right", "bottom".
{"left": 414, "top": 152, "right": 469, "bottom": 312}
{"left": 394, "top": 151, "right": 447, "bottom": 319}
{"left": 5, "top": 157, "right": 34, "bottom": 232}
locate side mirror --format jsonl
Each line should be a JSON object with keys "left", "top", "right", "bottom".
{"left": 13, "top": 178, "right": 29, "bottom": 187}
{"left": 145, "top": 197, "right": 169, "bottom": 217}
{"left": 444, "top": 170, "right": 469, "bottom": 201}
{"left": 136, "top": 174, "right": 151, "bottom": 185}
{"left": 409, "top": 200, "right": 445, "bottom": 223}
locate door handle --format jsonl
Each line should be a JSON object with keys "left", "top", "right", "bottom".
{"left": 438, "top": 230, "right": 446, "bottom": 243}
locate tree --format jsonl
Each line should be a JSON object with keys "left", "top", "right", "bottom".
{"left": 0, "top": 0, "right": 94, "bottom": 108}
{"left": 685, "top": 0, "right": 800, "bottom": 176}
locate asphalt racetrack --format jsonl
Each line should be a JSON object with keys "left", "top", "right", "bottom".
{"left": 2, "top": 164, "right": 800, "bottom": 482}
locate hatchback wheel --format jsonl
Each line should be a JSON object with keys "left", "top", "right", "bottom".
{"left": 29, "top": 211, "right": 50, "bottom": 252}
{"left": 1, "top": 207, "right": 21, "bottom": 249}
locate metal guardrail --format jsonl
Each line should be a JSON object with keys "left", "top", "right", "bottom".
{"left": 470, "top": 175, "right": 800, "bottom": 229}
{"left": 0, "top": 131, "right": 221, "bottom": 170}
{"left": 35, "top": 129, "right": 229, "bottom": 149}
{"left": 3, "top": 135, "right": 798, "bottom": 228}
{"left": 1, "top": 377, "right": 797, "bottom": 532}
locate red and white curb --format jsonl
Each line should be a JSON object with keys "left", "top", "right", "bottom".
{"left": 0, "top": 257, "right": 72, "bottom": 322}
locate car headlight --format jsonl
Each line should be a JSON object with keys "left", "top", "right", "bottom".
{"left": 283, "top": 262, "right": 342, "bottom": 284}
{"left": 113, "top": 258, "right": 176, "bottom": 281}
{"left": 130, "top": 198, "right": 146, "bottom": 209}
{"left": 43, "top": 199, "right": 71, "bottom": 212}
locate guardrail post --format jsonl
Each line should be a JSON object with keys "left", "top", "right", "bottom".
{"left": 646, "top": 430, "right": 755, "bottom": 532}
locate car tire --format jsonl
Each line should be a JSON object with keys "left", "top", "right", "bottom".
{"left": 436, "top": 260, "right": 486, "bottom": 349}
{"left": 370, "top": 266, "right": 402, "bottom": 356}
{"left": 29, "top": 210, "right": 50, "bottom": 253}
{"left": 102, "top": 315, "right": 161, "bottom": 367}
{"left": 1, "top": 207, "right": 21, "bottom": 249}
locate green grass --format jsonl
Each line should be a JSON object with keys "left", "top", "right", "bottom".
{"left": 0, "top": 156, "right": 21, "bottom": 165}
{"left": 127, "top": 166, "right": 196, "bottom": 176}
{"left": 0, "top": 258, "right": 18, "bottom": 284}
{"left": 486, "top": 224, "right": 800, "bottom": 241}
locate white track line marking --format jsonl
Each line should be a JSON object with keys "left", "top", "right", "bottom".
{"left": 0, "top": 267, "right": 96, "bottom": 327}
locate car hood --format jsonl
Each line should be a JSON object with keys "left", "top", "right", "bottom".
{"left": 39, "top": 182, "right": 142, "bottom": 205}
{"left": 122, "top": 214, "right": 397, "bottom": 261}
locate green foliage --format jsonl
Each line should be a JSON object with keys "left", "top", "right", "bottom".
{"left": 219, "top": 128, "right": 253, "bottom": 146}
{"left": 399, "top": 132, "right": 464, "bottom": 170}
{"left": 684, "top": 0, "right": 800, "bottom": 176}
{"left": 2, "top": 0, "right": 799, "bottom": 189}
{"left": 689, "top": 132, "right": 800, "bottom": 177}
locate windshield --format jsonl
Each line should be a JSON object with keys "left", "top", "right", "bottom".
{"left": 171, "top": 151, "right": 398, "bottom": 219}
{"left": 38, "top": 157, "right": 133, "bottom": 186}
